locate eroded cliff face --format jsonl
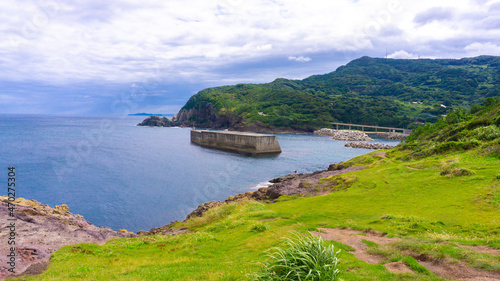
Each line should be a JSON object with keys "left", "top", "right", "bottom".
{"left": 172, "top": 102, "right": 242, "bottom": 129}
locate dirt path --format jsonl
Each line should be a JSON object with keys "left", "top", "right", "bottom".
{"left": 373, "top": 151, "right": 387, "bottom": 158}
{"left": 460, "top": 245, "right": 500, "bottom": 256}
{"left": 311, "top": 228, "right": 500, "bottom": 280}
{"left": 310, "top": 228, "right": 412, "bottom": 274}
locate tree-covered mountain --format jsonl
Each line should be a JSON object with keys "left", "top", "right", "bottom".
{"left": 144, "top": 56, "right": 500, "bottom": 132}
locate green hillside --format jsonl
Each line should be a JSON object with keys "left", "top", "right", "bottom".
{"left": 168, "top": 56, "right": 500, "bottom": 132}
{"left": 15, "top": 98, "right": 500, "bottom": 280}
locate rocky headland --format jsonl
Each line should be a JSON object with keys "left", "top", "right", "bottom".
{"left": 345, "top": 142, "right": 394, "bottom": 150}
{"left": 0, "top": 197, "right": 136, "bottom": 280}
{"left": 313, "top": 128, "right": 373, "bottom": 141}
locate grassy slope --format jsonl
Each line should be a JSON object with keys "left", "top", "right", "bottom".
{"left": 12, "top": 105, "right": 500, "bottom": 281}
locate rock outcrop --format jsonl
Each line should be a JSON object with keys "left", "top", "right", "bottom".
{"left": 137, "top": 115, "right": 172, "bottom": 127}
{"left": 314, "top": 128, "right": 373, "bottom": 141}
{"left": 0, "top": 197, "right": 136, "bottom": 280}
{"left": 345, "top": 142, "right": 394, "bottom": 149}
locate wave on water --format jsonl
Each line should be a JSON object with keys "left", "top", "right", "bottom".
{"left": 249, "top": 181, "right": 273, "bottom": 190}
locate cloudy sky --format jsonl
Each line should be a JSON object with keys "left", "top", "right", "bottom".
{"left": 1, "top": 0, "right": 499, "bottom": 115}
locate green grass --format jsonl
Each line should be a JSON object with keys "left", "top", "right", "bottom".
{"left": 10, "top": 148, "right": 500, "bottom": 280}
{"left": 252, "top": 233, "right": 340, "bottom": 280}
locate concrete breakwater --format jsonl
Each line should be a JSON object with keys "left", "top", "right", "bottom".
{"left": 313, "top": 128, "right": 373, "bottom": 141}
{"left": 190, "top": 130, "right": 282, "bottom": 154}
{"left": 345, "top": 142, "right": 394, "bottom": 150}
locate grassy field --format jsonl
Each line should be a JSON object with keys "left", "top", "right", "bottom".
{"left": 11, "top": 146, "right": 500, "bottom": 280}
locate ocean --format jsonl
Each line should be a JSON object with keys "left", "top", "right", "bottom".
{"left": 0, "top": 115, "right": 399, "bottom": 232}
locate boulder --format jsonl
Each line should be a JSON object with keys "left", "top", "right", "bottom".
{"left": 328, "top": 162, "right": 351, "bottom": 171}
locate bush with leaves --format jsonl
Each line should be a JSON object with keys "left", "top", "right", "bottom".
{"left": 253, "top": 233, "right": 340, "bottom": 281}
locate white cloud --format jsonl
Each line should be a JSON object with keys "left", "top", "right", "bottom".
{"left": 387, "top": 50, "right": 418, "bottom": 59}
{"left": 464, "top": 42, "right": 500, "bottom": 56}
{"left": 0, "top": 0, "right": 499, "bottom": 85}
{"left": 288, "top": 56, "right": 312, "bottom": 62}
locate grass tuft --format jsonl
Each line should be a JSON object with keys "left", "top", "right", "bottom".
{"left": 253, "top": 233, "right": 340, "bottom": 281}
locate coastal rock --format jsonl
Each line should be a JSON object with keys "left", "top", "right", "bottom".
{"left": 374, "top": 132, "right": 408, "bottom": 140}
{"left": 269, "top": 173, "right": 304, "bottom": 183}
{"left": 137, "top": 115, "right": 172, "bottom": 127}
{"left": 328, "top": 162, "right": 351, "bottom": 171}
{"left": 0, "top": 197, "right": 136, "bottom": 280}
{"left": 141, "top": 226, "right": 190, "bottom": 236}
{"left": 251, "top": 187, "right": 269, "bottom": 200}
{"left": 345, "top": 142, "right": 394, "bottom": 150}
{"left": 184, "top": 200, "right": 224, "bottom": 221}
{"left": 313, "top": 128, "right": 373, "bottom": 141}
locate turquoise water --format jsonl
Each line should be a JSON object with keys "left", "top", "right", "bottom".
{"left": 0, "top": 115, "right": 399, "bottom": 232}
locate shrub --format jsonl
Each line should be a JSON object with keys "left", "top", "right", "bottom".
{"left": 253, "top": 233, "right": 340, "bottom": 281}
{"left": 250, "top": 223, "right": 269, "bottom": 233}
{"left": 440, "top": 168, "right": 475, "bottom": 177}
{"left": 434, "top": 140, "right": 481, "bottom": 154}
{"left": 468, "top": 125, "right": 500, "bottom": 141}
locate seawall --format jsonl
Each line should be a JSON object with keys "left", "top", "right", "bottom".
{"left": 190, "top": 130, "right": 282, "bottom": 154}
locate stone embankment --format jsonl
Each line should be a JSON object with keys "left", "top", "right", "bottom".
{"left": 314, "top": 128, "right": 373, "bottom": 141}
{"left": 373, "top": 132, "right": 408, "bottom": 140}
{"left": 0, "top": 197, "right": 136, "bottom": 280}
{"left": 345, "top": 142, "right": 394, "bottom": 150}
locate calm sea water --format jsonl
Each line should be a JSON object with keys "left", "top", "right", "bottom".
{"left": 0, "top": 115, "right": 399, "bottom": 232}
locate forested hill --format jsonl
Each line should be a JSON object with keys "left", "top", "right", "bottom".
{"left": 158, "top": 56, "right": 500, "bottom": 132}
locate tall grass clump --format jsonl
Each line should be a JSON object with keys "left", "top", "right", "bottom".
{"left": 253, "top": 233, "right": 340, "bottom": 281}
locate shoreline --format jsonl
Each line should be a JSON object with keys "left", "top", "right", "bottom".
{"left": 0, "top": 148, "right": 381, "bottom": 279}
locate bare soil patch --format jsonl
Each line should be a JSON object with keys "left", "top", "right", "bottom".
{"left": 372, "top": 151, "right": 387, "bottom": 158}
{"left": 460, "top": 245, "right": 500, "bottom": 256}
{"left": 419, "top": 261, "right": 500, "bottom": 281}
{"left": 384, "top": 261, "right": 414, "bottom": 274}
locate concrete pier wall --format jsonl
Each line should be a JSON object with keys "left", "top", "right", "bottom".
{"left": 191, "top": 130, "right": 281, "bottom": 154}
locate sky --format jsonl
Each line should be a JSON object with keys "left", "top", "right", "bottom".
{"left": 1, "top": 0, "right": 500, "bottom": 115}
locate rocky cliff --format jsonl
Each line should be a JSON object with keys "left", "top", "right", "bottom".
{"left": 0, "top": 197, "right": 136, "bottom": 280}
